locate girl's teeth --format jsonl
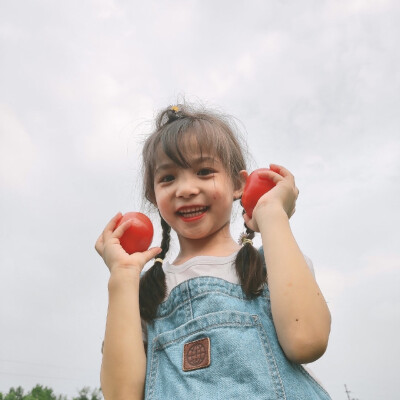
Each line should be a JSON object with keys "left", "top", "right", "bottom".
{"left": 179, "top": 207, "right": 207, "bottom": 217}
{"left": 183, "top": 210, "right": 202, "bottom": 217}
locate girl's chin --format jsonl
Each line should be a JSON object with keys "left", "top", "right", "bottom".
{"left": 176, "top": 227, "right": 213, "bottom": 241}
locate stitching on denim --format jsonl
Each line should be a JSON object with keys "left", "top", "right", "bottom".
{"left": 156, "top": 291, "right": 242, "bottom": 321}
{"left": 146, "top": 341, "right": 159, "bottom": 400}
{"left": 183, "top": 281, "right": 190, "bottom": 322}
{"left": 158, "top": 277, "right": 269, "bottom": 313}
{"left": 189, "top": 289, "right": 247, "bottom": 301}
{"left": 156, "top": 290, "right": 270, "bottom": 321}
{"left": 186, "top": 281, "right": 194, "bottom": 320}
{"left": 151, "top": 311, "right": 255, "bottom": 344}
{"left": 155, "top": 321, "right": 255, "bottom": 350}
{"left": 254, "top": 317, "right": 287, "bottom": 400}
{"left": 161, "top": 276, "right": 240, "bottom": 302}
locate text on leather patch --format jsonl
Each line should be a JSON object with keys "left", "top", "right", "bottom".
{"left": 183, "top": 337, "right": 211, "bottom": 371}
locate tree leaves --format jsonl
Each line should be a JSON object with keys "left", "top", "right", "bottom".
{"left": 0, "top": 386, "right": 102, "bottom": 400}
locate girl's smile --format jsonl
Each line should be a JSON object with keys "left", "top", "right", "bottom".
{"left": 176, "top": 205, "right": 209, "bottom": 222}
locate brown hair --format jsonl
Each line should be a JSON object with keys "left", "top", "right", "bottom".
{"left": 139, "top": 103, "right": 265, "bottom": 321}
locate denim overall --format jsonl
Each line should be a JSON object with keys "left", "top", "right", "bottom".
{"left": 144, "top": 275, "right": 331, "bottom": 399}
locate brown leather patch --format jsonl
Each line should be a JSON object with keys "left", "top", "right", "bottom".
{"left": 183, "top": 337, "right": 211, "bottom": 371}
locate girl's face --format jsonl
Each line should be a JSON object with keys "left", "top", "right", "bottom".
{"left": 153, "top": 143, "right": 245, "bottom": 243}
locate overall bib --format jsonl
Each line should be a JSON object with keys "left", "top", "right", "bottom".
{"left": 144, "top": 276, "right": 331, "bottom": 400}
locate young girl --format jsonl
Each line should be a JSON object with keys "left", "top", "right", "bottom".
{"left": 95, "top": 104, "right": 332, "bottom": 400}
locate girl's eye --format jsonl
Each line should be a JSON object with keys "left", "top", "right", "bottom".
{"left": 198, "top": 168, "right": 214, "bottom": 176}
{"left": 160, "top": 174, "right": 175, "bottom": 183}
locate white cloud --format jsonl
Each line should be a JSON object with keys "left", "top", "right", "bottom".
{"left": 0, "top": 105, "right": 38, "bottom": 190}
{"left": 316, "top": 253, "right": 400, "bottom": 303}
{"left": 92, "top": 0, "right": 124, "bottom": 20}
{"left": 364, "top": 254, "right": 400, "bottom": 276}
{"left": 327, "top": 0, "right": 393, "bottom": 17}
{"left": 80, "top": 94, "right": 155, "bottom": 164}
{"left": 370, "top": 300, "right": 400, "bottom": 321}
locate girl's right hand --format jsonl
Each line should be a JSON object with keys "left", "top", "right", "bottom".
{"left": 242, "top": 165, "right": 299, "bottom": 232}
{"left": 95, "top": 212, "right": 161, "bottom": 275}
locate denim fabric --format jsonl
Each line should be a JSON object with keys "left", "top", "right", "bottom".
{"left": 144, "top": 276, "right": 331, "bottom": 399}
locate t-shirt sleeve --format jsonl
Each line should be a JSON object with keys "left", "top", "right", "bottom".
{"left": 302, "top": 253, "right": 315, "bottom": 277}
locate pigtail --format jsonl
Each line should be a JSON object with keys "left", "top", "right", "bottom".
{"left": 235, "top": 214, "right": 266, "bottom": 297}
{"left": 139, "top": 216, "right": 171, "bottom": 321}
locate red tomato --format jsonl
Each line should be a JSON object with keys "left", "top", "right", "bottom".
{"left": 116, "top": 212, "right": 154, "bottom": 254}
{"left": 241, "top": 168, "right": 276, "bottom": 218}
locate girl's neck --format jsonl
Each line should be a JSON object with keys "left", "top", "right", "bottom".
{"left": 173, "top": 226, "right": 241, "bottom": 265}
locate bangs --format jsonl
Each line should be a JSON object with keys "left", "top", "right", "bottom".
{"left": 159, "top": 119, "right": 227, "bottom": 168}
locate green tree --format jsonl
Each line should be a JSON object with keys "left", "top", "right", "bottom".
{"left": 0, "top": 386, "right": 101, "bottom": 400}
{"left": 4, "top": 387, "right": 24, "bottom": 400}
{"left": 24, "top": 385, "right": 57, "bottom": 400}
{"left": 72, "top": 387, "right": 102, "bottom": 400}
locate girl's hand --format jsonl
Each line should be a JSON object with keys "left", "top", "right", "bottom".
{"left": 95, "top": 212, "right": 161, "bottom": 275}
{"left": 243, "top": 164, "right": 299, "bottom": 232}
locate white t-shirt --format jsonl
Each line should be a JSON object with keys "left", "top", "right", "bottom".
{"left": 163, "top": 250, "right": 315, "bottom": 297}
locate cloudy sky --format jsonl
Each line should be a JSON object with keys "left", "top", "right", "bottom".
{"left": 1, "top": 1, "right": 399, "bottom": 399}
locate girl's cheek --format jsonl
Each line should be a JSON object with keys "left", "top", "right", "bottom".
{"left": 156, "top": 191, "right": 173, "bottom": 212}
{"left": 212, "top": 189, "right": 222, "bottom": 200}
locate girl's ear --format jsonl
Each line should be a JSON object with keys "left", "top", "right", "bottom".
{"left": 233, "top": 170, "right": 248, "bottom": 199}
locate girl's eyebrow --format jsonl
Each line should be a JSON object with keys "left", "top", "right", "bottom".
{"left": 155, "top": 156, "right": 217, "bottom": 175}
{"left": 154, "top": 162, "right": 175, "bottom": 175}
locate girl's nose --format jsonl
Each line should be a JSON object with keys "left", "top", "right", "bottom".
{"left": 175, "top": 175, "right": 200, "bottom": 198}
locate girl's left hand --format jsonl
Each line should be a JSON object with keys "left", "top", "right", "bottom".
{"left": 243, "top": 164, "right": 299, "bottom": 232}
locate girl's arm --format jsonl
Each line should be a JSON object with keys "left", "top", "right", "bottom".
{"left": 244, "top": 165, "right": 331, "bottom": 364}
{"left": 95, "top": 213, "right": 161, "bottom": 400}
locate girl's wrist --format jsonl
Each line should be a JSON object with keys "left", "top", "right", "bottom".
{"left": 108, "top": 267, "right": 141, "bottom": 291}
{"left": 254, "top": 202, "right": 288, "bottom": 224}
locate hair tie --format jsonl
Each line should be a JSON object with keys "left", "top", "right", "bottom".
{"left": 166, "top": 105, "right": 182, "bottom": 123}
{"left": 155, "top": 258, "right": 164, "bottom": 264}
{"left": 241, "top": 238, "right": 253, "bottom": 246}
